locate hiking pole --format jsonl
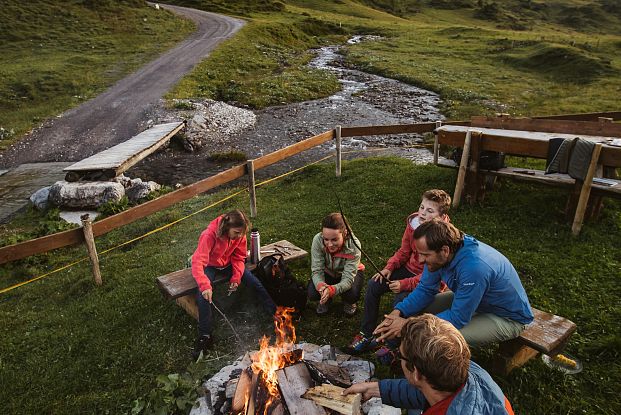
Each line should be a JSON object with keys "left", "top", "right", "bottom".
{"left": 336, "top": 195, "right": 387, "bottom": 280}
{"left": 211, "top": 301, "right": 244, "bottom": 345}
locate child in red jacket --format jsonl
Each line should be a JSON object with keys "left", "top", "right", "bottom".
{"left": 191, "top": 209, "right": 276, "bottom": 359}
{"left": 347, "top": 189, "right": 451, "bottom": 357}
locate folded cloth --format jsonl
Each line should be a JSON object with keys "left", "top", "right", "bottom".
{"left": 545, "top": 137, "right": 595, "bottom": 181}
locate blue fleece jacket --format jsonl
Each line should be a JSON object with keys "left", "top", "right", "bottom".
{"left": 395, "top": 235, "right": 533, "bottom": 328}
{"left": 378, "top": 361, "right": 513, "bottom": 414}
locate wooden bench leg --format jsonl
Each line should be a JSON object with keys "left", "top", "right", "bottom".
{"left": 176, "top": 294, "right": 198, "bottom": 321}
{"left": 493, "top": 339, "right": 539, "bottom": 376}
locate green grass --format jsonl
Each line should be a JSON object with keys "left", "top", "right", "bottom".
{"left": 0, "top": 0, "right": 195, "bottom": 149}
{"left": 1, "top": 157, "right": 620, "bottom": 414}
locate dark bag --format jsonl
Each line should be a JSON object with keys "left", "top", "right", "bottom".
{"left": 451, "top": 148, "right": 506, "bottom": 170}
{"left": 253, "top": 254, "right": 307, "bottom": 311}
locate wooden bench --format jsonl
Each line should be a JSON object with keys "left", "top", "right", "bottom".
{"left": 493, "top": 307, "right": 577, "bottom": 375}
{"left": 156, "top": 240, "right": 308, "bottom": 320}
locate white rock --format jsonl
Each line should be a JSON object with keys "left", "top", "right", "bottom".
{"left": 188, "top": 396, "right": 212, "bottom": 415}
{"left": 59, "top": 210, "right": 100, "bottom": 225}
{"left": 30, "top": 186, "right": 51, "bottom": 210}
{"left": 340, "top": 360, "right": 375, "bottom": 383}
{"left": 49, "top": 181, "right": 125, "bottom": 209}
{"left": 363, "top": 398, "right": 402, "bottom": 415}
{"left": 126, "top": 180, "right": 160, "bottom": 202}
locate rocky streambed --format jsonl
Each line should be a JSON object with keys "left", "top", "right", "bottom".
{"left": 128, "top": 36, "right": 444, "bottom": 186}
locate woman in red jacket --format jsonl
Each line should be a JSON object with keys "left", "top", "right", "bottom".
{"left": 191, "top": 209, "right": 276, "bottom": 358}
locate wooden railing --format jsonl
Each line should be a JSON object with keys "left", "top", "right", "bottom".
{"left": 1, "top": 110, "right": 620, "bottom": 266}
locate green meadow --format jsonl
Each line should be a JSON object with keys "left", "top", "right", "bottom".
{"left": 1, "top": 1, "right": 621, "bottom": 414}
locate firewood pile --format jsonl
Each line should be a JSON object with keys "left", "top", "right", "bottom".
{"left": 190, "top": 343, "right": 399, "bottom": 415}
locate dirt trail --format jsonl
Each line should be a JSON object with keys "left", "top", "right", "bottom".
{"left": 0, "top": 5, "right": 245, "bottom": 169}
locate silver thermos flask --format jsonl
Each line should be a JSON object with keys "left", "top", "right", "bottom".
{"left": 250, "top": 228, "right": 261, "bottom": 264}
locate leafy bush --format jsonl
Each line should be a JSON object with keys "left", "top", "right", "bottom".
{"left": 98, "top": 196, "right": 130, "bottom": 216}
{"left": 34, "top": 208, "right": 77, "bottom": 237}
{"left": 130, "top": 372, "right": 201, "bottom": 415}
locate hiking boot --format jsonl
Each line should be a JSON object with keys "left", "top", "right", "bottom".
{"left": 376, "top": 345, "right": 397, "bottom": 366}
{"left": 346, "top": 332, "right": 378, "bottom": 355}
{"left": 192, "top": 334, "right": 214, "bottom": 360}
{"left": 316, "top": 302, "right": 329, "bottom": 315}
{"left": 343, "top": 302, "right": 357, "bottom": 316}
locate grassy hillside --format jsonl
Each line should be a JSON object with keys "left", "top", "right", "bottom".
{"left": 0, "top": 0, "right": 194, "bottom": 149}
{"left": 0, "top": 157, "right": 619, "bottom": 414}
{"left": 165, "top": 0, "right": 621, "bottom": 118}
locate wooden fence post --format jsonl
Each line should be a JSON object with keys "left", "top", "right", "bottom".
{"left": 81, "top": 214, "right": 102, "bottom": 286}
{"left": 452, "top": 129, "right": 473, "bottom": 208}
{"left": 433, "top": 120, "right": 442, "bottom": 165}
{"left": 335, "top": 125, "right": 342, "bottom": 177}
{"left": 247, "top": 159, "right": 257, "bottom": 218}
{"left": 571, "top": 143, "right": 602, "bottom": 236}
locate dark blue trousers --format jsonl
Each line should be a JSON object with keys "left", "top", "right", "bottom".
{"left": 196, "top": 265, "right": 277, "bottom": 336}
{"left": 360, "top": 266, "right": 414, "bottom": 337}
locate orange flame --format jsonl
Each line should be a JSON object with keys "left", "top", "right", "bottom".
{"left": 249, "top": 307, "right": 300, "bottom": 414}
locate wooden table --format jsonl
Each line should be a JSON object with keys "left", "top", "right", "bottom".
{"left": 435, "top": 124, "right": 621, "bottom": 235}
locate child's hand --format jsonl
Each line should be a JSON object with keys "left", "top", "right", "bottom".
{"left": 388, "top": 280, "right": 401, "bottom": 293}
{"left": 372, "top": 268, "right": 392, "bottom": 282}
{"left": 202, "top": 289, "right": 213, "bottom": 303}
{"left": 228, "top": 282, "right": 239, "bottom": 295}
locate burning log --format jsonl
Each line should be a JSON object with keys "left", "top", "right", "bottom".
{"left": 232, "top": 367, "right": 253, "bottom": 413}
{"left": 302, "top": 384, "right": 362, "bottom": 415}
{"left": 276, "top": 363, "right": 327, "bottom": 415}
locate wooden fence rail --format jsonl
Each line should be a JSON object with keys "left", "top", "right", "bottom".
{"left": 0, "top": 111, "right": 619, "bottom": 266}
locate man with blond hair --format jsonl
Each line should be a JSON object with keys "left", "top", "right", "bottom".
{"left": 344, "top": 314, "right": 515, "bottom": 414}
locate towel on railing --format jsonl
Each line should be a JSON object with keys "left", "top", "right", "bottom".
{"left": 545, "top": 137, "right": 595, "bottom": 181}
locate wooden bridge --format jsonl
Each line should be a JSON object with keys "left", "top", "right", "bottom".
{"left": 63, "top": 121, "right": 185, "bottom": 181}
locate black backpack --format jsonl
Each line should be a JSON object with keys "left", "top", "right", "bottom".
{"left": 253, "top": 254, "right": 307, "bottom": 312}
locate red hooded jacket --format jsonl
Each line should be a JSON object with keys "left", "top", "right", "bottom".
{"left": 191, "top": 215, "right": 247, "bottom": 292}
{"left": 385, "top": 212, "right": 450, "bottom": 292}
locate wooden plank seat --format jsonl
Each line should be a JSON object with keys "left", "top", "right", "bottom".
{"left": 156, "top": 240, "right": 308, "bottom": 320}
{"left": 494, "top": 307, "right": 577, "bottom": 375}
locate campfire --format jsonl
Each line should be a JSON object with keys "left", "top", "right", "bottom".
{"left": 227, "top": 307, "right": 363, "bottom": 415}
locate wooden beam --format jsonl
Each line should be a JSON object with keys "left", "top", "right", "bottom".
{"left": 253, "top": 130, "right": 334, "bottom": 170}
{"left": 471, "top": 116, "right": 621, "bottom": 137}
{"left": 534, "top": 111, "right": 621, "bottom": 122}
{"left": 247, "top": 159, "right": 257, "bottom": 218}
{"left": 81, "top": 214, "right": 102, "bottom": 286}
{"left": 335, "top": 125, "right": 342, "bottom": 177}
{"left": 452, "top": 130, "right": 473, "bottom": 208}
{"left": 92, "top": 164, "right": 247, "bottom": 235}
{"left": 572, "top": 143, "right": 603, "bottom": 235}
{"left": 0, "top": 228, "right": 84, "bottom": 264}
{"left": 302, "top": 384, "right": 362, "bottom": 415}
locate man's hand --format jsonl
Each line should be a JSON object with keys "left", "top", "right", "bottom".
{"left": 373, "top": 310, "right": 406, "bottom": 342}
{"left": 388, "top": 280, "right": 401, "bottom": 293}
{"left": 372, "top": 268, "right": 392, "bottom": 283}
{"left": 201, "top": 289, "right": 213, "bottom": 303}
{"left": 342, "top": 382, "right": 381, "bottom": 401}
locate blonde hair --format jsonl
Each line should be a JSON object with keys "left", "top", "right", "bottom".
{"left": 400, "top": 314, "right": 470, "bottom": 392}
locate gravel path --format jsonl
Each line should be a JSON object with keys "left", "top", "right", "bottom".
{"left": 0, "top": 4, "right": 245, "bottom": 169}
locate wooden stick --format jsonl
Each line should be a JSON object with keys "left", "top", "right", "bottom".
{"left": 433, "top": 120, "right": 442, "bottom": 165}
{"left": 335, "top": 125, "right": 342, "bottom": 177}
{"left": 247, "top": 159, "right": 257, "bottom": 218}
{"left": 572, "top": 143, "right": 603, "bottom": 236}
{"left": 81, "top": 214, "right": 102, "bottom": 286}
{"left": 452, "top": 129, "right": 473, "bottom": 208}
{"left": 302, "top": 384, "right": 362, "bottom": 415}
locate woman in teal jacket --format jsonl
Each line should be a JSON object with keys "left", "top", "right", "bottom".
{"left": 308, "top": 212, "right": 365, "bottom": 316}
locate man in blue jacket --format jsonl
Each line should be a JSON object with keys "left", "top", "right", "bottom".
{"left": 344, "top": 314, "right": 515, "bottom": 414}
{"left": 374, "top": 219, "right": 533, "bottom": 347}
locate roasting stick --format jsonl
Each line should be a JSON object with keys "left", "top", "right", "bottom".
{"left": 212, "top": 301, "right": 244, "bottom": 345}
